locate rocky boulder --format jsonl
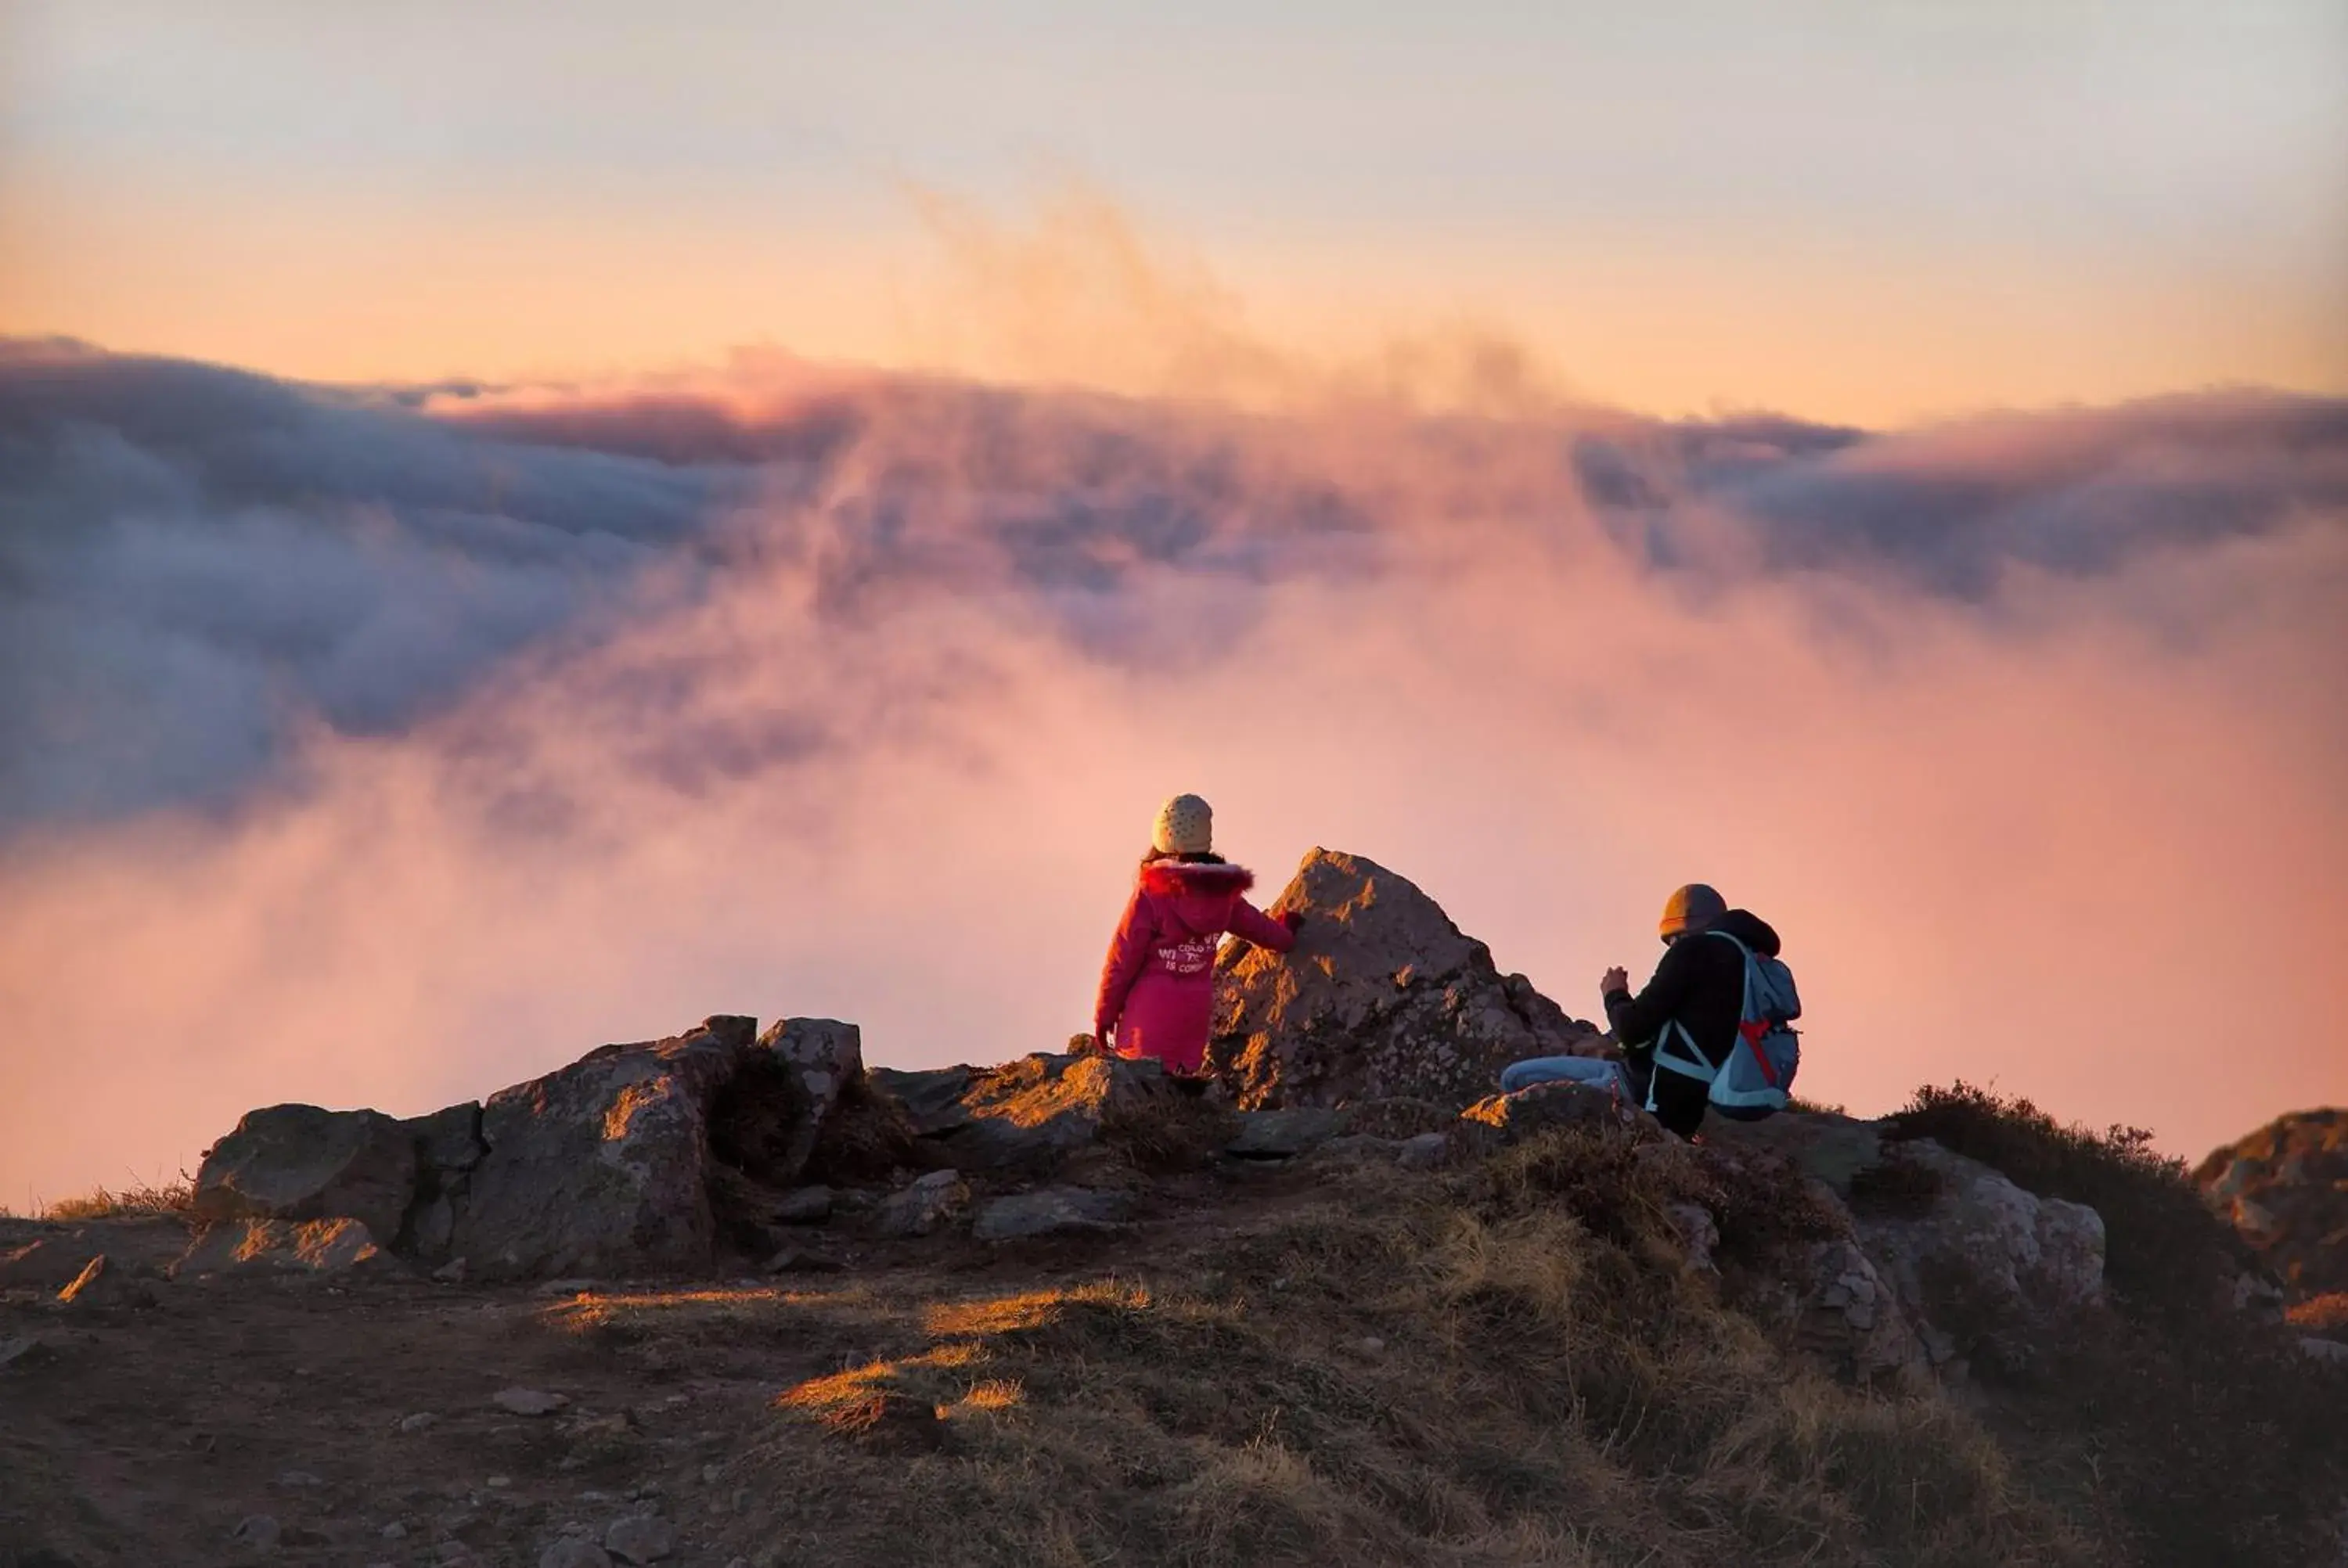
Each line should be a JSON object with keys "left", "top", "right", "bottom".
{"left": 171, "top": 1217, "right": 392, "bottom": 1278}
{"left": 1209, "top": 848, "right": 1601, "bottom": 1112}
{"left": 2195, "top": 1108, "right": 2348, "bottom": 1297}
{"left": 448, "top": 1016, "right": 759, "bottom": 1280}
{"left": 194, "top": 1105, "right": 419, "bottom": 1242}
{"left": 1703, "top": 1111, "right": 2107, "bottom": 1379}
{"left": 1458, "top": 1081, "right": 1653, "bottom": 1145}
{"left": 971, "top": 1187, "right": 1132, "bottom": 1241}
{"left": 880, "top": 1052, "right": 1175, "bottom": 1173}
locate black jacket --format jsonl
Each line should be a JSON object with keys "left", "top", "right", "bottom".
{"left": 1604, "top": 909, "right": 1780, "bottom": 1137}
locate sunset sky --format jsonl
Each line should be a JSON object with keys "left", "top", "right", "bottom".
{"left": 6, "top": 1, "right": 2346, "bottom": 422}
{"left": 1, "top": 4, "right": 2344, "bottom": 1209}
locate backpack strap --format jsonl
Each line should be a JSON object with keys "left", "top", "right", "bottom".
{"left": 1705, "top": 929, "right": 1784, "bottom": 1088}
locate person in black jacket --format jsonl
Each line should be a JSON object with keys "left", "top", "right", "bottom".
{"left": 1597, "top": 883, "right": 1783, "bottom": 1138}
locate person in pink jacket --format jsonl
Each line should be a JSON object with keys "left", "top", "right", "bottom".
{"left": 1093, "top": 793, "right": 1301, "bottom": 1077}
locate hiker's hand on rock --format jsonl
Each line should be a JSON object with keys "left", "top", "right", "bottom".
{"left": 1279, "top": 909, "right": 1305, "bottom": 935}
{"left": 1601, "top": 966, "right": 1630, "bottom": 997}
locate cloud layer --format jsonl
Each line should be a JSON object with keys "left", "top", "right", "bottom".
{"left": 2, "top": 337, "right": 2343, "bottom": 1206}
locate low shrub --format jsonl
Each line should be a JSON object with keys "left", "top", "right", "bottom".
{"left": 1891, "top": 1082, "right": 2347, "bottom": 1566}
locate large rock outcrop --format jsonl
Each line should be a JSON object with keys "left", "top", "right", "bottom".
{"left": 1210, "top": 848, "right": 1601, "bottom": 1110}
{"left": 189, "top": 1013, "right": 880, "bottom": 1281}
{"left": 2195, "top": 1108, "right": 2348, "bottom": 1297}
{"left": 1702, "top": 1110, "right": 2107, "bottom": 1379}
{"left": 449, "top": 1015, "right": 760, "bottom": 1280}
{"left": 194, "top": 1105, "right": 419, "bottom": 1242}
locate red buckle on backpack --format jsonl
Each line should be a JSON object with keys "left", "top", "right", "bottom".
{"left": 1739, "top": 1019, "right": 1779, "bottom": 1086}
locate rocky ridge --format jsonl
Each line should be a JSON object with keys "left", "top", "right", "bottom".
{"left": 2196, "top": 1106, "right": 2348, "bottom": 1300}
{"left": 16, "top": 846, "right": 2144, "bottom": 1404}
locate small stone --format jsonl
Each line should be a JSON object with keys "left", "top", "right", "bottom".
{"left": 870, "top": 1170, "right": 971, "bottom": 1239}
{"left": 398, "top": 1412, "right": 438, "bottom": 1433}
{"left": 1395, "top": 1132, "right": 1449, "bottom": 1170}
{"left": 2300, "top": 1335, "right": 2348, "bottom": 1366}
{"left": 541, "top": 1542, "right": 613, "bottom": 1568}
{"left": 970, "top": 1187, "right": 1131, "bottom": 1242}
{"left": 432, "top": 1258, "right": 468, "bottom": 1284}
{"left": 603, "top": 1512, "right": 678, "bottom": 1563}
{"left": 382, "top": 1522, "right": 409, "bottom": 1540}
{"left": 486, "top": 1475, "right": 512, "bottom": 1489}
{"left": 495, "top": 1387, "right": 571, "bottom": 1417}
{"left": 1341, "top": 1335, "right": 1386, "bottom": 1358}
{"left": 700, "top": 1463, "right": 723, "bottom": 1484}
{"left": 232, "top": 1513, "right": 283, "bottom": 1552}
{"left": 274, "top": 1469, "right": 325, "bottom": 1489}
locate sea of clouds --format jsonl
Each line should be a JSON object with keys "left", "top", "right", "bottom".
{"left": 2, "top": 335, "right": 2343, "bottom": 1206}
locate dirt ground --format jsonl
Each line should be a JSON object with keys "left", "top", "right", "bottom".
{"left": 0, "top": 1167, "right": 1302, "bottom": 1568}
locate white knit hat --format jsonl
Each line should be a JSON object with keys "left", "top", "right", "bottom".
{"left": 1152, "top": 793, "right": 1214, "bottom": 856}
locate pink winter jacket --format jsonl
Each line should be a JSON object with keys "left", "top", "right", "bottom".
{"left": 1093, "top": 860, "right": 1297, "bottom": 1076}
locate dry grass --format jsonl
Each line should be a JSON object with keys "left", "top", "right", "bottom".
{"left": 674, "top": 1130, "right": 2099, "bottom": 1568}
{"left": 2288, "top": 1291, "right": 2348, "bottom": 1338}
{"left": 41, "top": 1174, "right": 195, "bottom": 1221}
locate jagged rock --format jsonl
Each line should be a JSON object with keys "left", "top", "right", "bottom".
{"left": 864, "top": 1066, "right": 977, "bottom": 1136}
{"left": 171, "top": 1217, "right": 392, "bottom": 1277}
{"left": 1853, "top": 1137, "right": 2106, "bottom": 1366}
{"left": 902, "top": 1053, "right": 1172, "bottom": 1172}
{"left": 2301, "top": 1336, "right": 2348, "bottom": 1366}
{"left": 873, "top": 1171, "right": 970, "bottom": 1238}
{"left": 1696, "top": 1111, "right": 2109, "bottom": 1384}
{"left": 971, "top": 1187, "right": 1132, "bottom": 1241}
{"left": 2196, "top": 1108, "right": 2348, "bottom": 1296}
{"left": 195, "top": 1104, "right": 419, "bottom": 1242}
{"left": 1458, "top": 1081, "right": 1649, "bottom": 1144}
{"left": 1210, "top": 849, "right": 1602, "bottom": 1111}
{"left": 1785, "top": 1237, "right": 1933, "bottom": 1386}
{"left": 450, "top": 1016, "right": 758, "bottom": 1281}
{"left": 758, "top": 1019, "right": 863, "bottom": 1171}
{"left": 1226, "top": 1108, "right": 1345, "bottom": 1159}
{"left": 397, "top": 1103, "right": 486, "bottom": 1260}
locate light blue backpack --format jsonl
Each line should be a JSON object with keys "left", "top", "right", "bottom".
{"left": 1646, "top": 930, "right": 1802, "bottom": 1121}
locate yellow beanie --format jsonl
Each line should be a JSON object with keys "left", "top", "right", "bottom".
{"left": 1658, "top": 883, "right": 1727, "bottom": 938}
{"left": 1152, "top": 793, "right": 1214, "bottom": 856}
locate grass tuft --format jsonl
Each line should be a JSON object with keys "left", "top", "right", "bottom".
{"left": 41, "top": 1174, "right": 196, "bottom": 1221}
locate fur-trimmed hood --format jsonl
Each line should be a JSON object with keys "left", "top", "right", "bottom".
{"left": 1139, "top": 860, "right": 1255, "bottom": 897}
